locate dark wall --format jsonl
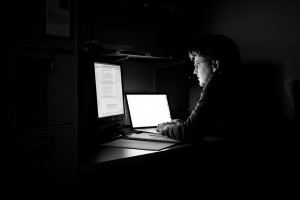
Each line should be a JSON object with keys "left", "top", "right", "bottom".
{"left": 78, "top": 1, "right": 192, "bottom": 57}
{"left": 199, "top": 0, "right": 300, "bottom": 80}
{"left": 199, "top": 0, "right": 300, "bottom": 131}
{"left": 79, "top": 1, "right": 300, "bottom": 79}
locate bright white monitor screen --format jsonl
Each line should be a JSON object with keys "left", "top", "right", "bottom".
{"left": 94, "top": 62, "right": 125, "bottom": 119}
{"left": 126, "top": 94, "right": 172, "bottom": 128}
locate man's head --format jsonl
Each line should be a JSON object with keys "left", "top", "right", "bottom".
{"left": 188, "top": 34, "right": 241, "bottom": 86}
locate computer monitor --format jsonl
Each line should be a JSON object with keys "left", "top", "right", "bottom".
{"left": 94, "top": 61, "right": 126, "bottom": 124}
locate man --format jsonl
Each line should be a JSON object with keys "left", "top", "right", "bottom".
{"left": 157, "top": 34, "right": 241, "bottom": 144}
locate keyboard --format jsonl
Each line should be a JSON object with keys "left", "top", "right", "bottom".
{"left": 123, "top": 132, "right": 180, "bottom": 143}
{"left": 134, "top": 127, "right": 160, "bottom": 134}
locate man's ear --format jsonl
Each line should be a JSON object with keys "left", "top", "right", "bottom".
{"left": 212, "top": 60, "right": 220, "bottom": 72}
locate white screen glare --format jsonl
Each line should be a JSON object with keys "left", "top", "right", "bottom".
{"left": 126, "top": 94, "right": 172, "bottom": 128}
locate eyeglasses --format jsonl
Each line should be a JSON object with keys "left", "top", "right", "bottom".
{"left": 194, "top": 60, "right": 210, "bottom": 68}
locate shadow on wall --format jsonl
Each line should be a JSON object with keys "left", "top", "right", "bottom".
{"left": 238, "top": 61, "right": 297, "bottom": 142}
{"left": 234, "top": 61, "right": 300, "bottom": 184}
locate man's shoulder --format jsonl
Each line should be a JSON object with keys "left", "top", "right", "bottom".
{"left": 202, "top": 73, "right": 228, "bottom": 92}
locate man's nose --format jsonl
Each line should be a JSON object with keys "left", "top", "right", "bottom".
{"left": 193, "top": 67, "right": 197, "bottom": 75}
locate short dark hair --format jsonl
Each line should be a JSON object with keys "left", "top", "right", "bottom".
{"left": 188, "top": 34, "right": 241, "bottom": 72}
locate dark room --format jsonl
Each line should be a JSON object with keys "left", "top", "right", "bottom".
{"left": 1, "top": 0, "right": 299, "bottom": 196}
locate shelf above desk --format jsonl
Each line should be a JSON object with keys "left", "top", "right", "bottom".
{"left": 80, "top": 41, "right": 185, "bottom": 62}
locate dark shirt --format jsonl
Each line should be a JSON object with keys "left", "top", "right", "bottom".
{"left": 161, "top": 71, "right": 238, "bottom": 144}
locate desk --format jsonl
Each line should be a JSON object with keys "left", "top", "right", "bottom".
{"left": 78, "top": 136, "right": 225, "bottom": 194}
{"left": 79, "top": 142, "right": 193, "bottom": 171}
{"left": 78, "top": 143, "right": 195, "bottom": 194}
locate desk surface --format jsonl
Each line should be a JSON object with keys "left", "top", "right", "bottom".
{"left": 79, "top": 136, "right": 225, "bottom": 173}
{"left": 78, "top": 136, "right": 226, "bottom": 194}
{"left": 79, "top": 142, "right": 194, "bottom": 172}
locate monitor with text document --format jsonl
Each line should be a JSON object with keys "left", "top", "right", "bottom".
{"left": 94, "top": 61, "right": 126, "bottom": 124}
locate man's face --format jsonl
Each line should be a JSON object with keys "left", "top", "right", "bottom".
{"left": 193, "top": 55, "right": 214, "bottom": 87}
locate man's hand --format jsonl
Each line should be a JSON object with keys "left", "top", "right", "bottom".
{"left": 156, "top": 119, "right": 183, "bottom": 132}
{"left": 170, "top": 119, "right": 184, "bottom": 125}
{"left": 156, "top": 122, "right": 172, "bottom": 132}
